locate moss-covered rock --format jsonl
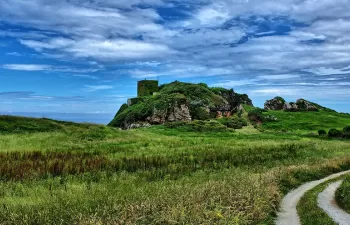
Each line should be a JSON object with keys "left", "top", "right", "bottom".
{"left": 109, "top": 81, "right": 254, "bottom": 129}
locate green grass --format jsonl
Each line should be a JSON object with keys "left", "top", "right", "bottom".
{"left": 262, "top": 111, "right": 350, "bottom": 132}
{"left": 335, "top": 175, "right": 350, "bottom": 213}
{"left": 297, "top": 179, "right": 339, "bottom": 225}
{"left": 1, "top": 115, "right": 350, "bottom": 224}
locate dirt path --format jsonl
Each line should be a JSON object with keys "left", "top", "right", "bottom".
{"left": 275, "top": 170, "right": 350, "bottom": 225}
{"left": 318, "top": 180, "right": 350, "bottom": 225}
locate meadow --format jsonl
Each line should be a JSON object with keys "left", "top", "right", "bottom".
{"left": 0, "top": 114, "right": 350, "bottom": 224}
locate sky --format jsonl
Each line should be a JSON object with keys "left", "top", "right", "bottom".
{"left": 1, "top": 0, "right": 350, "bottom": 120}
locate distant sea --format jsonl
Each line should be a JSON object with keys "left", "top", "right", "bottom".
{"left": 0, "top": 112, "right": 115, "bottom": 125}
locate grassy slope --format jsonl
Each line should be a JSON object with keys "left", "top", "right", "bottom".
{"left": 0, "top": 115, "right": 94, "bottom": 134}
{"left": 0, "top": 116, "right": 350, "bottom": 224}
{"left": 262, "top": 111, "right": 350, "bottom": 132}
{"left": 335, "top": 175, "right": 350, "bottom": 213}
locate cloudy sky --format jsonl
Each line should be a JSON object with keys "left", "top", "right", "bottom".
{"left": 1, "top": 0, "right": 350, "bottom": 118}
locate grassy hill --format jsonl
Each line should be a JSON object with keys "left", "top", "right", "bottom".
{"left": 0, "top": 115, "right": 94, "bottom": 134}
{"left": 262, "top": 110, "right": 350, "bottom": 132}
{"left": 109, "top": 81, "right": 252, "bottom": 129}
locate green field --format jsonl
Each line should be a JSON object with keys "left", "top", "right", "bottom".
{"left": 1, "top": 114, "right": 350, "bottom": 224}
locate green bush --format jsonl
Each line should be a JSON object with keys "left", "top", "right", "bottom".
{"left": 328, "top": 128, "right": 343, "bottom": 138}
{"left": 318, "top": 130, "right": 327, "bottom": 136}
{"left": 190, "top": 107, "right": 211, "bottom": 120}
{"left": 218, "top": 117, "right": 248, "bottom": 129}
{"left": 343, "top": 126, "right": 350, "bottom": 139}
{"left": 248, "top": 108, "right": 276, "bottom": 124}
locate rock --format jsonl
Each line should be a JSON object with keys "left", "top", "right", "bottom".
{"left": 296, "top": 99, "right": 318, "bottom": 111}
{"left": 218, "top": 89, "right": 253, "bottom": 110}
{"left": 127, "top": 122, "right": 152, "bottom": 129}
{"left": 265, "top": 97, "right": 319, "bottom": 112}
{"left": 167, "top": 103, "right": 192, "bottom": 122}
{"left": 264, "top": 97, "right": 286, "bottom": 110}
{"left": 147, "top": 103, "right": 191, "bottom": 124}
{"left": 283, "top": 102, "right": 298, "bottom": 111}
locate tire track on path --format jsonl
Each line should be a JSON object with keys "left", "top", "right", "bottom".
{"left": 275, "top": 170, "right": 350, "bottom": 225}
{"left": 318, "top": 180, "right": 350, "bottom": 225}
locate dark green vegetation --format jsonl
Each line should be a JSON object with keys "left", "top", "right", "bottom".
{"left": 297, "top": 180, "right": 338, "bottom": 225}
{"left": 335, "top": 176, "right": 350, "bottom": 213}
{"left": 137, "top": 80, "right": 159, "bottom": 97}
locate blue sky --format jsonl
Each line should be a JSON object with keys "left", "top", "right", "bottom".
{"left": 1, "top": 0, "right": 350, "bottom": 116}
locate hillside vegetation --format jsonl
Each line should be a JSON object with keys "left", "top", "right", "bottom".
{"left": 0, "top": 115, "right": 94, "bottom": 134}
{"left": 109, "top": 81, "right": 252, "bottom": 129}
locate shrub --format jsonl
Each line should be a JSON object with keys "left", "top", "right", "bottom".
{"left": 342, "top": 126, "right": 350, "bottom": 138}
{"left": 190, "top": 107, "right": 211, "bottom": 120}
{"left": 328, "top": 128, "right": 343, "bottom": 138}
{"left": 248, "top": 108, "right": 277, "bottom": 124}
{"left": 318, "top": 130, "right": 327, "bottom": 136}
{"left": 217, "top": 117, "right": 248, "bottom": 129}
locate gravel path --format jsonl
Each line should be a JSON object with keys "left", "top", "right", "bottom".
{"left": 318, "top": 180, "right": 350, "bottom": 225}
{"left": 275, "top": 170, "right": 350, "bottom": 225}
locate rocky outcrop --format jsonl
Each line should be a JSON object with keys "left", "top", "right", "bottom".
{"left": 295, "top": 99, "right": 318, "bottom": 111}
{"left": 146, "top": 103, "right": 192, "bottom": 124}
{"left": 109, "top": 81, "right": 254, "bottom": 129}
{"left": 283, "top": 102, "right": 298, "bottom": 111}
{"left": 127, "top": 122, "right": 152, "bottom": 129}
{"left": 264, "top": 97, "right": 286, "bottom": 110}
{"left": 265, "top": 97, "right": 321, "bottom": 112}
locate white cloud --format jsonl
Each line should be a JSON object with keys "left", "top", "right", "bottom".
{"left": 304, "top": 67, "right": 350, "bottom": 76}
{"left": 20, "top": 38, "right": 174, "bottom": 61}
{"left": 83, "top": 85, "right": 113, "bottom": 92}
{"left": 257, "top": 74, "right": 300, "bottom": 80}
{"left": 2, "top": 64, "right": 52, "bottom": 71}
{"left": 2, "top": 64, "right": 100, "bottom": 73}
{"left": 73, "top": 75, "right": 99, "bottom": 80}
{"left": 211, "top": 79, "right": 258, "bottom": 87}
{"left": 6, "top": 52, "right": 23, "bottom": 56}
{"left": 251, "top": 88, "right": 297, "bottom": 96}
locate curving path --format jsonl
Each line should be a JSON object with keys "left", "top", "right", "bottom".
{"left": 275, "top": 170, "right": 350, "bottom": 225}
{"left": 318, "top": 180, "right": 350, "bottom": 225}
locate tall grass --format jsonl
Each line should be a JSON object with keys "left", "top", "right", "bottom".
{"left": 0, "top": 116, "right": 350, "bottom": 224}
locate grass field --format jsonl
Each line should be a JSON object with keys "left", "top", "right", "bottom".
{"left": 0, "top": 115, "right": 350, "bottom": 224}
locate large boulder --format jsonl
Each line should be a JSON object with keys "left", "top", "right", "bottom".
{"left": 264, "top": 97, "right": 324, "bottom": 112}
{"left": 264, "top": 97, "right": 286, "bottom": 110}
{"left": 283, "top": 102, "right": 298, "bottom": 111}
{"left": 146, "top": 102, "right": 192, "bottom": 124}
{"left": 296, "top": 99, "right": 318, "bottom": 111}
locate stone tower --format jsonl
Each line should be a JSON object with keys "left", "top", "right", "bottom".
{"left": 137, "top": 80, "right": 159, "bottom": 97}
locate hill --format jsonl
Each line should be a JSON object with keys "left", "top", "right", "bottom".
{"left": 0, "top": 115, "right": 92, "bottom": 134}
{"left": 109, "top": 81, "right": 253, "bottom": 129}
